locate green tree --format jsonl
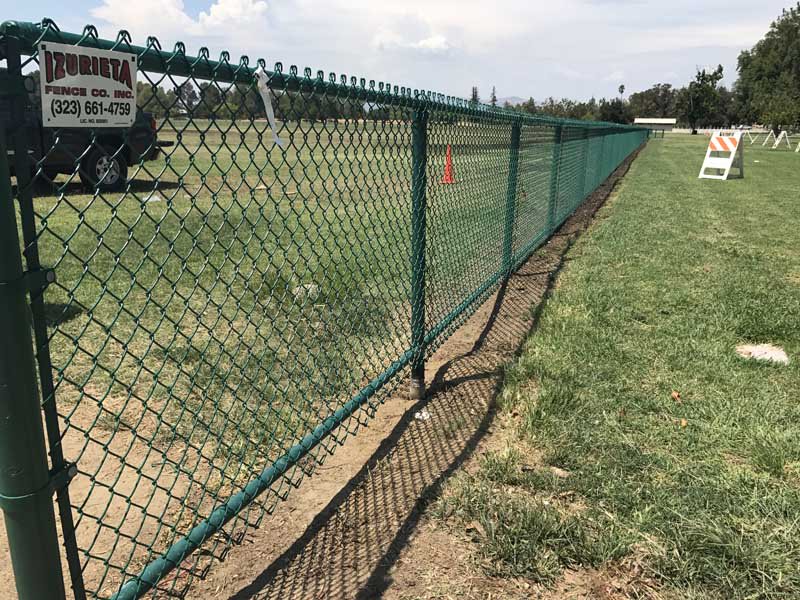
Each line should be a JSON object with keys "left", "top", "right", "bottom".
{"left": 538, "top": 97, "right": 568, "bottom": 118}
{"left": 510, "top": 96, "right": 600, "bottom": 121}
{"left": 470, "top": 86, "right": 480, "bottom": 104}
{"left": 716, "top": 85, "right": 738, "bottom": 125}
{"left": 490, "top": 86, "right": 497, "bottom": 107}
{"left": 628, "top": 83, "right": 677, "bottom": 118}
{"left": 735, "top": 4, "right": 800, "bottom": 129}
{"left": 756, "top": 75, "right": 800, "bottom": 131}
{"left": 177, "top": 81, "right": 199, "bottom": 112}
{"left": 677, "top": 65, "right": 724, "bottom": 132}
{"left": 136, "top": 81, "right": 177, "bottom": 117}
{"left": 599, "top": 97, "right": 630, "bottom": 124}
{"left": 195, "top": 83, "right": 225, "bottom": 119}
{"left": 582, "top": 98, "right": 600, "bottom": 121}
{"left": 519, "top": 97, "right": 536, "bottom": 114}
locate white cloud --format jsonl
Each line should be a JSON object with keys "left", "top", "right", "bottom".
{"left": 198, "top": 0, "right": 268, "bottom": 30}
{"left": 87, "top": 0, "right": 790, "bottom": 99}
{"left": 91, "top": 0, "right": 269, "bottom": 40}
{"left": 91, "top": 0, "right": 196, "bottom": 38}
{"left": 412, "top": 35, "right": 451, "bottom": 52}
{"left": 373, "top": 29, "right": 452, "bottom": 54}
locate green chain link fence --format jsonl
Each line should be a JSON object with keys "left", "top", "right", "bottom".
{"left": 0, "top": 18, "right": 647, "bottom": 600}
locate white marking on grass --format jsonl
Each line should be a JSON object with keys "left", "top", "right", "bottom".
{"left": 414, "top": 409, "right": 431, "bottom": 421}
{"left": 736, "top": 343, "right": 789, "bottom": 365}
{"left": 292, "top": 283, "right": 320, "bottom": 302}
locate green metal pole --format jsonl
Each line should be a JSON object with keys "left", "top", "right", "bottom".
{"left": 3, "top": 32, "right": 85, "bottom": 599}
{"left": 546, "top": 124, "right": 563, "bottom": 234}
{"left": 4, "top": 30, "right": 85, "bottom": 598}
{"left": 409, "top": 106, "right": 428, "bottom": 401}
{"left": 0, "top": 130, "right": 67, "bottom": 600}
{"left": 598, "top": 132, "right": 607, "bottom": 185}
{"left": 502, "top": 122, "right": 522, "bottom": 274}
{"left": 578, "top": 128, "right": 590, "bottom": 200}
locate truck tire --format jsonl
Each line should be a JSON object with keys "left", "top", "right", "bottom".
{"left": 80, "top": 147, "right": 128, "bottom": 192}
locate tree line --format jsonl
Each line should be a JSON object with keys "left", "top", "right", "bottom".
{"left": 499, "top": 3, "right": 799, "bottom": 131}
{"left": 136, "top": 80, "right": 372, "bottom": 121}
{"left": 499, "top": 72, "right": 736, "bottom": 130}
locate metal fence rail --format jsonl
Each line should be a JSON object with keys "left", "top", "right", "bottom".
{"left": 0, "top": 18, "right": 647, "bottom": 600}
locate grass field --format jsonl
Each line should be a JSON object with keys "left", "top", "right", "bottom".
{"left": 20, "top": 113, "right": 624, "bottom": 596}
{"left": 28, "top": 116, "right": 575, "bottom": 450}
{"left": 31, "top": 117, "right": 544, "bottom": 453}
{"left": 435, "top": 134, "right": 800, "bottom": 598}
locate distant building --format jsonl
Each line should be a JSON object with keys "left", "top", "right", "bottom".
{"left": 634, "top": 118, "right": 677, "bottom": 132}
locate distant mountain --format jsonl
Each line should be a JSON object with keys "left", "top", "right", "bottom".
{"left": 496, "top": 96, "right": 526, "bottom": 106}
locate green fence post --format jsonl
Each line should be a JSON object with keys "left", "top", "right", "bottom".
{"left": 598, "top": 131, "right": 607, "bottom": 182}
{"left": 0, "top": 129, "right": 67, "bottom": 600}
{"left": 409, "top": 105, "right": 428, "bottom": 401}
{"left": 578, "top": 128, "right": 590, "bottom": 200}
{"left": 546, "top": 124, "right": 563, "bottom": 234}
{"left": 502, "top": 121, "right": 522, "bottom": 274}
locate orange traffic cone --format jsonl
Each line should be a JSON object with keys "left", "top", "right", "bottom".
{"left": 440, "top": 144, "right": 455, "bottom": 184}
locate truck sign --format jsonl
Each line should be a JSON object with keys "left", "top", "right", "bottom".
{"left": 38, "top": 42, "right": 137, "bottom": 128}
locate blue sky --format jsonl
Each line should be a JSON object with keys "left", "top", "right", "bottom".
{"left": 5, "top": 0, "right": 791, "bottom": 101}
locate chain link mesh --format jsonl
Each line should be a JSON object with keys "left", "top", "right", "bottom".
{"left": 0, "top": 18, "right": 646, "bottom": 599}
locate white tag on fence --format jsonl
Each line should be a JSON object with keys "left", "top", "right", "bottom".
{"left": 254, "top": 70, "right": 285, "bottom": 149}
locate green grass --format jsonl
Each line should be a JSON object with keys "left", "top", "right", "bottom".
{"left": 26, "top": 117, "right": 573, "bottom": 475}
{"left": 436, "top": 134, "right": 800, "bottom": 598}
{"left": 18, "top": 114, "right": 643, "bottom": 596}
{"left": 33, "top": 124, "right": 414, "bottom": 462}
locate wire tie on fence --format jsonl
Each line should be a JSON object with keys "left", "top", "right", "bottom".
{"left": 254, "top": 69, "right": 286, "bottom": 149}
{"left": 0, "top": 462, "right": 77, "bottom": 511}
{"left": 0, "top": 268, "right": 56, "bottom": 296}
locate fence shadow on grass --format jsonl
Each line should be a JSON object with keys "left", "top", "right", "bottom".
{"left": 27, "top": 177, "right": 182, "bottom": 198}
{"left": 220, "top": 153, "right": 639, "bottom": 600}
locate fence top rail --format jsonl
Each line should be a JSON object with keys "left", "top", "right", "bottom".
{"left": 1, "top": 18, "right": 646, "bottom": 133}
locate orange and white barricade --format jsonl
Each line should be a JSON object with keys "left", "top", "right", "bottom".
{"left": 698, "top": 131, "right": 744, "bottom": 180}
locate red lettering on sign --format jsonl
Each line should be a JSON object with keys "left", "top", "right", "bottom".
{"left": 66, "top": 53, "right": 78, "bottom": 76}
{"left": 44, "top": 50, "right": 53, "bottom": 83}
{"left": 79, "top": 55, "right": 91, "bottom": 75}
{"left": 54, "top": 52, "right": 66, "bottom": 81}
{"left": 41, "top": 47, "right": 134, "bottom": 90}
{"left": 118, "top": 60, "right": 132, "bottom": 89}
{"left": 44, "top": 85, "right": 87, "bottom": 96}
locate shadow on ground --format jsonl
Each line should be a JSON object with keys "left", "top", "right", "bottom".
{"left": 217, "top": 153, "right": 640, "bottom": 600}
{"left": 25, "top": 178, "right": 182, "bottom": 198}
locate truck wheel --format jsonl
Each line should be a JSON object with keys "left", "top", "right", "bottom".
{"left": 80, "top": 148, "right": 128, "bottom": 192}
